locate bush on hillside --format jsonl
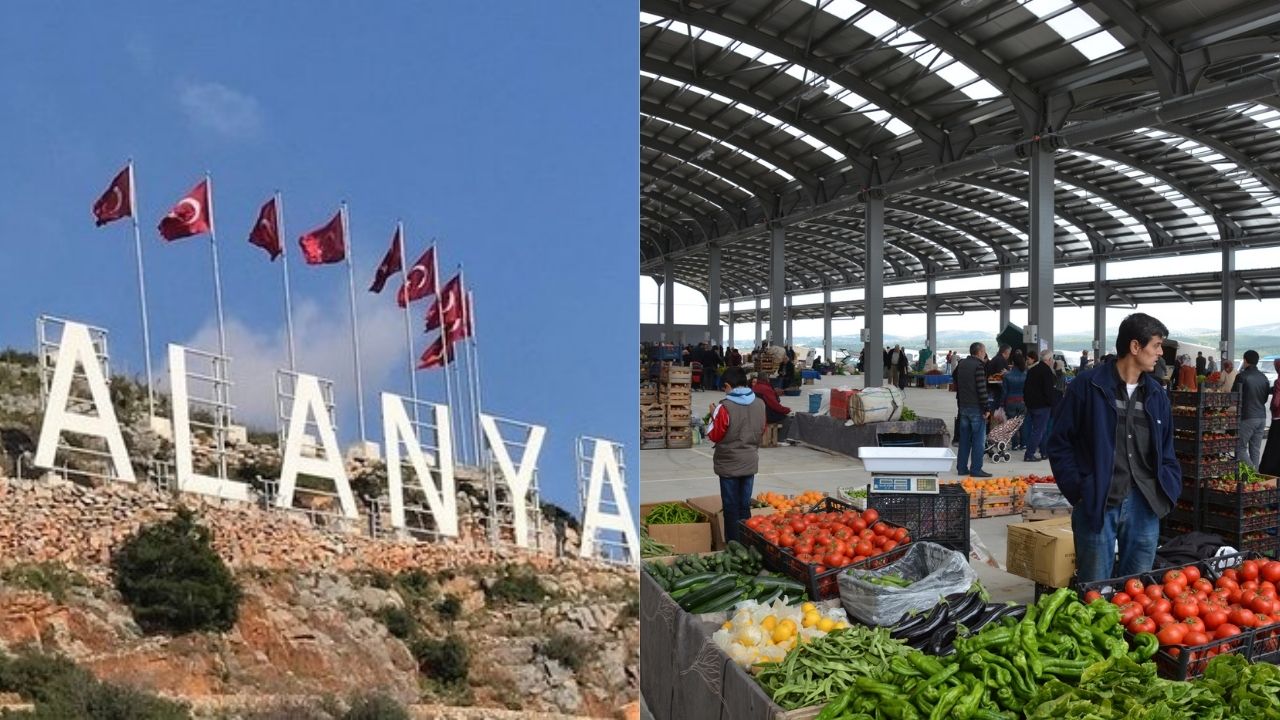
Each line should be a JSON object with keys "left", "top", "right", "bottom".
{"left": 410, "top": 635, "right": 469, "bottom": 685}
{"left": 0, "top": 647, "right": 189, "bottom": 719}
{"left": 342, "top": 692, "right": 410, "bottom": 720}
{"left": 111, "top": 508, "right": 242, "bottom": 635}
{"left": 537, "top": 631, "right": 591, "bottom": 672}
{"left": 374, "top": 606, "right": 418, "bottom": 640}
{"left": 0, "top": 562, "right": 89, "bottom": 603}
{"left": 435, "top": 594, "right": 462, "bottom": 621}
{"left": 486, "top": 565, "right": 547, "bottom": 605}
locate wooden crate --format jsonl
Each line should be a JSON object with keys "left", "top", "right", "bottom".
{"left": 666, "top": 405, "right": 691, "bottom": 426}
{"left": 969, "top": 490, "right": 1025, "bottom": 518}
{"left": 641, "top": 403, "right": 665, "bottom": 423}
{"left": 641, "top": 438, "right": 668, "bottom": 450}
{"left": 661, "top": 365, "right": 692, "bottom": 383}
{"left": 666, "top": 428, "right": 693, "bottom": 449}
{"left": 760, "top": 424, "right": 780, "bottom": 448}
{"left": 662, "top": 387, "right": 692, "bottom": 405}
{"left": 642, "top": 425, "right": 666, "bottom": 441}
{"left": 640, "top": 383, "right": 658, "bottom": 405}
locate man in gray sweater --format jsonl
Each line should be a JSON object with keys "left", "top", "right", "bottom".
{"left": 707, "top": 367, "right": 767, "bottom": 544}
{"left": 955, "top": 342, "right": 992, "bottom": 477}
{"left": 1233, "top": 350, "right": 1273, "bottom": 468}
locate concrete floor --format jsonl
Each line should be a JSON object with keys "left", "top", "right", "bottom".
{"left": 640, "top": 373, "right": 1061, "bottom": 605}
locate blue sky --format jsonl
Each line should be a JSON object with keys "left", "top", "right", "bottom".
{"left": 0, "top": 3, "right": 638, "bottom": 520}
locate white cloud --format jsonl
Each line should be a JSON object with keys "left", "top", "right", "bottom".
{"left": 178, "top": 81, "right": 264, "bottom": 140}
{"left": 170, "top": 291, "right": 410, "bottom": 434}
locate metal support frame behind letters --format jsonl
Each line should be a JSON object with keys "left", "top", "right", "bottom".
{"left": 576, "top": 436, "right": 632, "bottom": 565}
{"left": 390, "top": 395, "right": 458, "bottom": 543}
{"left": 273, "top": 369, "right": 349, "bottom": 530}
{"left": 175, "top": 346, "right": 234, "bottom": 483}
{"left": 483, "top": 416, "right": 544, "bottom": 551}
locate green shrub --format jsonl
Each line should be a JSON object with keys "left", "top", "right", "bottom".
{"left": 111, "top": 508, "right": 242, "bottom": 635}
{"left": 0, "top": 648, "right": 189, "bottom": 719}
{"left": 0, "top": 562, "right": 88, "bottom": 603}
{"left": 537, "top": 631, "right": 591, "bottom": 672}
{"left": 375, "top": 606, "right": 417, "bottom": 640}
{"left": 486, "top": 565, "right": 546, "bottom": 605}
{"left": 410, "top": 635, "right": 469, "bottom": 685}
{"left": 342, "top": 692, "right": 409, "bottom": 720}
{"left": 435, "top": 594, "right": 462, "bottom": 621}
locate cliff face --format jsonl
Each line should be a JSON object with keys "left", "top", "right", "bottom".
{"left": 0, "top": 477, "right": 638, "bottom": 718}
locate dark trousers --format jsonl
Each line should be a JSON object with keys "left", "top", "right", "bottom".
{"left": 719, "top": 475, "right": 755, "bottom": 545}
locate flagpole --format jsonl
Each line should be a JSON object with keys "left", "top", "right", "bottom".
{"left": 341, "top": 203, "right": 368, "bottom": 445}
{"left": 431, "top": 244, "right": 461, "bottom": 461}
{"left": 127, "top": 160, "right": 156, "bottom": 418}
{"left": 276, "top": 191, "right": 297, "bottom": 372}
{"left": 448, "top": 263, "right": 470, "bottom": 465}
{"left": 396, "top": 221, "right": 420, "bottom": 417}
{"left": 205, "top": 172, "right": 228, "bottom": 360}
{"left": 461, "top": 272, "right": 483, "bottom": 467}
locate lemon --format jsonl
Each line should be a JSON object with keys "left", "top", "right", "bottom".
{"left": 802, "top": 611, "right": 822, "bottom": 629}
{"left": 771, "top": 624, "right": 795, "bottom": 644}
{"left": 760, "top": 615, "right": 778, "bottom": 632}
{"left": 817, "top": 617, "right": 837, "bottom": 633}
{"left": 833, "top": 621, "right": 849, "bottom": 630}
{"left": 800, "top": 602, "right": 817, "bottom": 613}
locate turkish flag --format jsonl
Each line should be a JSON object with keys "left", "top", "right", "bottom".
{"left": 248, "top": 197, "right": 281, "bottom": 260}
{"left": 158, "top": 180, "right": 212, "bottom": 241}
{"left": 299, "top": 211, "right": 345, "bottom": 265}
{"left": 417, "top": 336, "right": 452, "bottom": 370}
{"left": 425, "top": 275, "right": 469, "bottom": 343}
{"left": 396, "top": 246, "right": 436, "bottom": 307}
{"left": 369, "top": 226, "right": 403, "bottom": 293}
{"left": 93, "top": 166, "right": 133, "bottom": 226}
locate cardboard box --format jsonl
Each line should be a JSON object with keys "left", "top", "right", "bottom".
{"left": 639, "top": 502, "right": 711, "bottom": 555}
{"left": 1006, "top": 516, "right": 1076, "bottom": 587}
{"left": 1022, "top": 506, "right": 1072, "bottom": 522}
{"left": 685, "top": 495, "right": 775, "bottom": 551}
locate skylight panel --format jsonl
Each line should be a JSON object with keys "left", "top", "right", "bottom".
{"left": 1071, "top": 32, "right": 1124, "bottom": 61}
{"left": 640, "top": 11, "right": 663, "bottom": 24}
{"left": 860, "top": 10, "right": 899, "bottom": 37}
{"left": 1022, "top": 0, "right": 1071, "bottom": 15}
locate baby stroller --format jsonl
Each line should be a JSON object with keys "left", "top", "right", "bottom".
{"left": 985, "top": 414, "right": 1025, "bottom": 463}
{"left": 690, "top": 361, "right": 703, "bottom": 391}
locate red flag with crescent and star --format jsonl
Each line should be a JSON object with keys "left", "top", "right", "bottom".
{"left": 248, "top": 197, "right": 282, "bottom": 260}
{"left": 158, "top": 180, "right": 212, "bottom": 241}
{"left": 416, "top": 336, "right": 452, "bottom": 370}
{"left": 396, "top": 246, "right": 437, "bottom": 307}
{"left": 92, "top": 165, "right": 133, "bottom": 226}
{"left": 369, "top": 226, "right": 403, "bottom": 293}
{"left": 299, "top": 211, "right": 346, "bottom": 265}
{"left": 424, "top": 274, "right": 471, "bottom": 344}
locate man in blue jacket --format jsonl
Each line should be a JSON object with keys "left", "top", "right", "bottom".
{"left": 1047, "top": 313, "right": 1181, "bottom": 583}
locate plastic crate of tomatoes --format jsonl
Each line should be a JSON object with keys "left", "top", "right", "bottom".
{"left": 1075, "top": 555, "right": 1280, "bottom": 679}
{"left": 738, "top": 497, "right": 913, "bottom": 600}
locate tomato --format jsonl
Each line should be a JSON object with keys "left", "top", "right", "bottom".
{"left": 1193, "top": 579, "right": 1215, "bottom": 595}
{"left": 1112, "top": 592, "right": 1133, "bottom": 605}
{"left": 850, "top": 519, "right": 867, "bottom": 533}
{"left": 1145, "top": 584, "right": 1166, "bottom": 601}
{"left": 1151, "top": 612, "right": 1175, "bottom": 627}
{"left": 1215, "top": 623, "right": 1243, "bottom": 639}
{"left": 861, "top": 508, "right": 879, "bottom": 524}
{"left": 1263, "top": 561, "right": 1280, "bottom": 585}
{"left": 1128, "top": 616, "right": 1157, "bottom": 635}
{"left": 1262, "top": 584, "right": 1278, "bottom": 600}
{"left": 1251, "top": 595, "right": 1277, "bottom": 616}
{"left": 1163, "top": 569, "right": 1187, "bottom": 587}
{"left": 1134, "top": 593, "right": 1154, "bottom": 609}
{"left": 1224, "top": 568, "right": 1239, "bottom": 582}
{"left": 832, "top": 527, "right": 852, "bottom": 542}
{"left": 1180, "top": 616, "right": 1206, "bottom": 634}
{"left": 1157, "top": 623, "right": 1187, "bottom": 646}
{"left": 1213, "top": 588, "right": 1232, "bottom": 604}
{"left": 1165, "top": 582, "right": 1190, "bottom": 599}
{"left": 813, "top": 565, "right": 828, "bottom": 574}
{"left": 762, "top": 531, "right": 779, "bottom": 545}
{"left": 1182, "top": 566, "right": 1202, "bottom": 583}
{"left": 855, "top": 541, "right": 874, "bottom": 557}
{"left": 1125, "top": 578, "right": 1146, "bottom": 597}
{"left": 881, "top": 540, "right": 898, "bottom": 552}
{"left": 1118, "top": 602, "right": 1142, "bottom": 625}
{"left": 1173, "top": 600, "right": 1200, "bottom": 620}
{"left": 871, "top": 535, "right": 887, "bottom": 548}
{"left": 796, "top": 541, "right": 814, "bottom": 556}
{"left": 823, "top": 552, "right": 844, "bottom": 568}
{"left": 1149, "top": 598, "right": 1172, "bottom": 617}
{"left": 789, "top": 519, "right": 807, "bottom": 534}
{"left": 1184, "top": 631, "right": 1210, "bottom": 646}
{"left": 892, "top": 527, "right": 909, "bottom": 542}
{"left": 1243, "top": 580, "right": 1260, "bottom": 592}
{"left": 1201, "top": 607, "right": 1229, "bottom": 631}
{"left": 1229, "top": 608, "right": 1258, "bottom": 628}
{"left": 1083, "top": 590, "right": 1103, "bottom": 604}
{"left": 1242, "top": 560, "right": 1261, "bottom": 582}
{"left": 1257, "top": 613, "right": 1275, "bottom": 626}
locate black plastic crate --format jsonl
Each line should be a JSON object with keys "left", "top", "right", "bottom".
{"left": 1152, "top": 629, "right": 1257, "bottom": 680}
{"left": 1174, "top": 414, "right": 1238, "bottom": 432}
{"left": 1170, "top": 390, "right": 1239, "bottom": 409}
{"left": 1201, "top": 483, "right": 1280, "bottom": 509}
{"left": 867, "top": 485, "right": 971, "bottom": 556}
{"left": 1173, "top": 435, "right": 1238, "bottom": 455}
{"left": 1179, "top": 459, "right": 1238, "bottom": 479}
{"left": 1201, "top": 510, "right": 1280, "bottom": 534}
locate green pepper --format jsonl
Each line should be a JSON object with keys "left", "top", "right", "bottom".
{"left": 908, "top": 652, "right": 946, "bottom": 677}
{"left": 1129, "top": 631, "right": 1159, "bottom": 661}
{"left": 815, "top": 687, "right": 853, "bottom": 720}
{"left": 1039, "top": 658, "right": 1092, "bottom": 679}
{"left": 954, "top": 682, "right": 987, "bottom": 719}
{"left": 1035, "top": 588, "right": 1072, "bottom": 634}
{"left": 1019, "top": 620, "right": 1043, "bottom": 678}
{"left": 929, "top": 686, "right": 967, "bottom": 720}
{"left": 963, "top": 626, "right": 1014, "bottom": 653}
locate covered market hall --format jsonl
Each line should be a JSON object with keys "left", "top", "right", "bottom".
{"left": 638, "top": 2, "right": 1280, "bottom": 719}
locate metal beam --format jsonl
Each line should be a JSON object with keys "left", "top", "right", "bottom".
{"left": 1093, "top": 260, "right": 1107, "bottom": 356}
{"left": 708, "top": 244, "right": 722, "bottom": 346}
{"left": 823, "top": 288, "right": 833, "bottom": 363}
{"left": 1088, "top": 0, "right": 1188, "bottom": 98}
{"left": 770, "top": 227, "right": 786, "bottom": 345}
{"left": 999, "top": 269, "right": 1012, "bottom": 331}
{"left": 1161, "top": 282, "right": 1194, "bottom": 304}
{"left": 926, "top": 275, "right": 937, "bottom": 359}
{"left": 1029, "top": 141, "right": 1056, "bottom": 349}
{"left": 1222, "top": 243, "right": 1235, "bottom": 363}
{"left": 663, "top": 256, "right": 676, "bottom": 339}
{"left": 865, "top": 196, "right": 885, "bottom": 389}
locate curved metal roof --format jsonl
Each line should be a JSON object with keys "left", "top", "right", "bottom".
{"left": 639, "top": 0, "right": 1280, "bottom": 300}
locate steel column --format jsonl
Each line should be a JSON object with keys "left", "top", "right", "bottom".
{"left": 727, "top": 299, "right": 735, "bottom": 350}
{"left": 999, "top": 269, "right": 1012, "bottom": 333}
{"left": 1093, "top": 260, "right": 1107, "bottom": 356}
{"left": 770, "top": 227, "right": 786, "bottom": 347}
{"left": 926, "top": 276, "right": 938, "bottom": 360}
{"left": 707, "top": 244, "right": 722, "bottom": 346}
{"left": 754, "top": 297, "right": 762, "bottom": 347}
{"left": 865, "top": 198, "right": 885, "bottom": 389}
{"left": 823, "top": 289, "right": 833, "bottom": 362}
{"left": 1029, "top": 142, "right": 1056, "bottom": 350}
{"left": 1222, "top": 243, "right": 1236, "bottom": 363}
{"left": 785, "top": 295, "right": 793, "bottom": 347}
{"left": 662, "top": 257, "right": 675, "bottom": 340}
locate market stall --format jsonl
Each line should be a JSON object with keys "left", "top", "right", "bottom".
{"left": 780, "top": 413, "right": 949, "bottom": 455}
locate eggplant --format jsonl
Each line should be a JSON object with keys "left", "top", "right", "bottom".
{"left": 950, "top": 595, "right": 988, "bottom": 629}
{"left": 928, "top": 623, "right": 958, "bottom": 656}
{"left": 889, "top": 607, "right": 933, "bottom": 637}
{"left": 895, "top": 602, "right": 948, "bottom": 643}
{"left": 944, "top": 591, "right": 983, "bottom": 623}
{"left": 966, "top": 603, "right": 1010, "bottom": 634}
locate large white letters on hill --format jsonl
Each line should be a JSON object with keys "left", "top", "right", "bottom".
{"left": 35, "top": 322, "right": 136, "bottom": 482}
{"left": 168, "top": 345, "right": 250, "bottom": 501}
{"left": 277, "top": 373, "right": 358, "bottom": 518}
{"left": 578, "top": 439, "right": 641, "bottom": 561}
{"left": 480, "top": 414, "right": 545, "bottom": 548}
{"left": 381, "top": 393, "right": 458, "bottom": 536}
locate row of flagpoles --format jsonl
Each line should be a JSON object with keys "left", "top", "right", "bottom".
{"left": 91, "top": 160, "right": 485, "bottom": 464}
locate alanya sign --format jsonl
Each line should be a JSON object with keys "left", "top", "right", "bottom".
{"left": 32, "top": 320, "right": 641, "bottom": 563}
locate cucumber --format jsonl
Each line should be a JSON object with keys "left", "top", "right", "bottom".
{"left": 678, "top": 577, "right": 736, "bottom": 611}
{"left": 754, "top": 575, "right": 806, "bottom": 592}
{"left": 757, "top": 587, "right": 784, "bottom": 606}
{"left": 671, "top": 572, "right": 721, "bottom": 591}
{"left": 693, "top": 587, "right": 748, "bottom": 614}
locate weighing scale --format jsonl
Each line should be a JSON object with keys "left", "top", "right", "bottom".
{"left": 869, "top": 473, "right": 941, "bottom": 494}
